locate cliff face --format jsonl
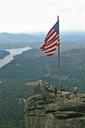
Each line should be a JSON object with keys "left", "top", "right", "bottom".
{"left": 25, "top": 93, "right": 85, "bottom": 128}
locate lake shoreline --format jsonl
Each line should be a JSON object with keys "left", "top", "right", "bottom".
{"left": 0, "top": 50, "right": 10, "bottom": 59}
{"left": 0, "top": 47, "right": 31, "bottom": 68}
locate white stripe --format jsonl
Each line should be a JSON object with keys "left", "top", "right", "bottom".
{"left": 46, "top": 32, "right": 57, "bottom": 42}
{"left": 44, "top": 45, "right": 57, "bottom": 53}
{"left": 41, "top": 41, "right": 46, "bottom": 47}
{"left": 46, "top": 51, "right": 56, "bottom": 55}
{"left": 57, "top": 41, "right": 60, "bottom": 45}
{"left": 45, "top": 39, "right": 59, "bottom": 49}
{"left": 46, "top": 34, "right": 59, "bottom": 45}
{"left": 47, "top": 29, "right": 54, "bottom": 38}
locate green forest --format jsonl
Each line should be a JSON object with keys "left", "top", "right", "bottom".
{"left": 0, "top": 32, "right": 85, "bottom": 128}
{"left": 0, "top": 47, "right": 85, "bottom": 128}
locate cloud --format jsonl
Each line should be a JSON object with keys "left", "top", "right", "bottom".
{"left": 0, "top": 0, "right": 85, "bottom": 32}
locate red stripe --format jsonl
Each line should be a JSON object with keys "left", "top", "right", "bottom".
{"left": 44, "top": 47, "right": 56, "bottom": 53}
{"left": 46, "top": 28, "right": 54, "bottom": 37}
{"left": 44, "top": 41, "right": 57, "bottom": 51}
{"left": 46, "top": 35, "right": 59, "bottom": 47}
{"left": 46, "top": 32, "right": 57, "bottom": 43}
{"left": 44, "top": 45, "right": 57, "bottom": 53}
{"left": 46, "top": 50, "right": 56, "bottom": 56}
{"left": 57, "top": 42, "right": 60, "bottom": 46}
{"left": 57, "top": 39, "right": 60, "bottom": 46}
{"left": 41, "top": 37, "right": 59, "bottom": 53}
{"left": 45, "top": 38, "right": 59, "bottom": 49}
{"left": 45, "top": 29, "right": 55, "bottom": 42}
{"left": 41, "top": 37, "right": 57, "bottom": 50}
{"left": 40, "top": 41, "right": 47, "bottom": 50}
{"left": 46, "top": 34, "right": 57, "bottom": 44}
{"left": 40, "top": 21, "right": 59, "bottom": 56}
{"left": 47, "top": 53, "right": 54, "bottom": 56}
{"left": 42, "top": 48, "right": 56, "bottom": 55}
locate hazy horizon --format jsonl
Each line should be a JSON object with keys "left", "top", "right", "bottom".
{"left": 0, "top": 31, "right": 85, "bottom": 34}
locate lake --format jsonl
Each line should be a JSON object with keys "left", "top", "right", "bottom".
{"left": 0, "top": 47, "right": 31, "bottom": 68}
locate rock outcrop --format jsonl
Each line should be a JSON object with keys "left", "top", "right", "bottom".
{"left": 24, "top": 93, "right": 85, "bottom": 128}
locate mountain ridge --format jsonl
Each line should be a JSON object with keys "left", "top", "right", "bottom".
{"left": 0, "top": 31, "right": 85, "bottom": 42}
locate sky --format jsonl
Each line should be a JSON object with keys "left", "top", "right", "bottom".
{"left": 0, "top": 0, "right": 85, "bottom": 33}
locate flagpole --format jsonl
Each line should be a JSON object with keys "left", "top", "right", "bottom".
{"left": 57, "top": 16, "right": 61, "bottom": 89}
{"left": 57, "top": 16, "right": 64, "bottom": 105}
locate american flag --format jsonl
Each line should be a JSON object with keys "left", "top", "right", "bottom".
{"left": 40, "top": 20, "right": 60, "bottom": 56}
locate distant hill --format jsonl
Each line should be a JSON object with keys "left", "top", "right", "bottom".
{"left": 0, "top": 32, "right": 45, "bottom": 49}
{"left": 0, "top": 31, "right": 85, "bottom": 42}
{"left": 61, "top": 31, "right": 85, "bottom": 41}
{"left": 0, "top": 48, "right": 85, "bottom": 92}
{"left": 0, "top": 32, "right": 45, "bottom": 42}
{"left": 0, "top": 32, "right": 85, "bottom": 49}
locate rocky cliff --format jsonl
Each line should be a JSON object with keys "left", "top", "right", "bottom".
{"left": 24, "top": 92, "right": 85, "bottom": 128}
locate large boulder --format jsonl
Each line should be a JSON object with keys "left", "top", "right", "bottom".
{"left": 24, "top": 93, "right": 85, "bottom": 128}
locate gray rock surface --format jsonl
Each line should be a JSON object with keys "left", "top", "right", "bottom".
{"left": 24, "top": 93, "right": 85, "bottom": 128}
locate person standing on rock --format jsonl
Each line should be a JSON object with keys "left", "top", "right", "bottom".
{"left": 54, "top": 87, "right": 57, "bottom": 96}
{"left": 74, "top": 86, "right": 79, "bottom": 96}
{"left": 74, "top": 86, "right": 79, "bottom": 104}
{"left": 54, "top": 87, "right": 57, "bottom": 101}
{"left": 43, "top": 82, "right": 48, "bottom": 92}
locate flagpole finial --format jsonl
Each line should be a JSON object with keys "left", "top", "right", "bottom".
{"left": 57, "top": 16, "right": 59, "bottom": 21}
